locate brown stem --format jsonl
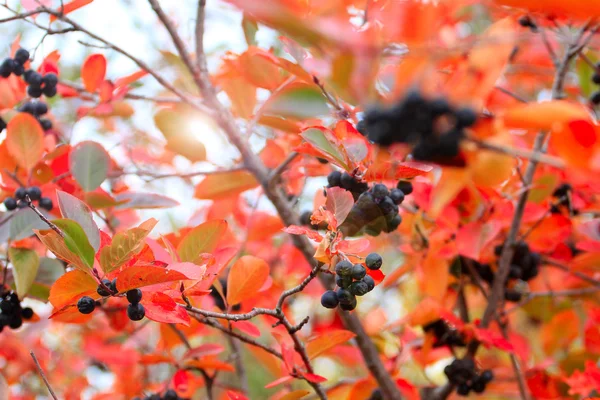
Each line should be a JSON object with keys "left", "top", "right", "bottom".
{"left": 30, "top": 351, "right": 58, "bottom": 400}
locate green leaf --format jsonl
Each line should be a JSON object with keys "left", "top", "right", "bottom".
{"left": 301, "top": 128, "right": 348, "bottom": 170}
{"left": 263, "top": 84, "right": 329, "bottom": 119}
{"left": 99, "top": 218, "right": 157, "bottom": 274}
{"left": 177, "top": 220, "right": 227, "bottom": 263}
{"left": 9, "top": 247, "right": 40, "bottom": 298}
{"left": 9, "top": 208, "right": 53, "bottom": 241}
{"left": 242, "top": 14, "right": 258, "bottom": 46}
{"left": 53, "top": 219, "right": 96, "bottom": 269}
{"left": 57, "top": 191, "right": 101, "bottom": 251}
{"left": 577, "top": 53, "right": 598, "bottom": 98}
{"left": 69, "top": 141, "right": 110, "bottom": 192}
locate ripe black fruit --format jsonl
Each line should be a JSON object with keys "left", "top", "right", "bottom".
{"left": 320, "top": 290, "right": 339, "bottom": 309}
{"left": 396, "top": 181, "right": 413, "bottom": 195}
{"left": 163, "top": 389, "right": 179, "bottom": 400}
{"left": 40, "top": 119, "right": 52, "bottom": 131}
{"left": 363, "top": 275, "right": 375, "bottom": 291}
{"left": 43, "top": 85, "right": 57, "bottom": 97}
{"left": 349, "top": 281, "right": 369, "bottom": 296}
{"left": 97, "top": 279, "right": 112, "bottom": 296}
{"left": 390, "top": 189, "right": 405, "bottom": 205}
{"left": 335, "top": 260, "right": 353, "bottom": 276}
{"left": 126, "top": 289, "right": 143, "bottom": 304}
{"left": 27, "top": 85, "right": 43, "bottom": 98}
{"left": 26, "top": 187, "right": 41, "bottom": 201}
{"left": 13, "top": 63, "right": 24, "bottom": 76}
{"left": 14, "top": 49, "right": 30, "bottom": 65}
{"left": 109, "top": 278, "right": 118, "bottom": 294}
{"left": 504, "top": 289, "right": 522, "bottom": 302}
{"left": 336, "top": 275, "right": 351, "bottom": 288}
{"left": 339, "top": 295, "right": 357, "bottom": 311}
{"left": 593, "top": 72, "right": 600, "bottom": 85}
{"left": 365, "top": 253, "right": 383, "bottom": 270}
{"left": 15, "top": 187, "right": 26, "bottom": 200}
{"left": 39, "top": 197, "right": 53, "bottom": 211}
{"left": 0, "top": 59, "right": 13, "bottom": 77}
{"left": 34, "top": 102, "right": 48, "bottom": 115}
{"left": 371, "top": 184, "right": 389, "bottom": 200}
{"left": 378, "top": 197, "right": 396, "bottom": 215}
{"left": 43, "top": 73, "right": 58, "bottom": 87}
{"left": 456, "top": 383, "right": 471, "bottom": 396}
{"left": 4, "top": 197, "right": 17, "bottom": 211}
{"left": 127, "top": 303, "right": 145, "bottom": 321}
{"left": 77, "top": 296, "right": 96, "bottom": 314}
{"left": 351, "top": 264, "right": 366, "bottom": 280}
{"left": 21, "top": 307, "right": 34, "bottom": 319}
{"left": 592, "top": 91, "right": 600, "bottom": 105}
{"left": 340, "top": 172, "right": 355, "bottom": 189}
{"left": 480, "top": 370, "right": 493, "bottom": 383}
{"left": 335, "top": 288, "right": 354, "bottom": 305}
{"left": 8, "top": 315, "right": 22, "bottom": 329}
{"left": 26, "top": 70, "right": 43, "bottom": 87}
{"left": 327, "top": 171, "right": 342, "bottom": 187}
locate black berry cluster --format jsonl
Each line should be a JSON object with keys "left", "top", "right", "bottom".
{"left": 589, "top": 63, "right": 600, "bottom": 106}
{"left": 79, "top": 278, "right": 145, "bottom": 321}
{"left": 422, "top": 319, "right": 465, "bottom": 348}
{"left": 0, "top": 48, "right": 29, "bottom": 78}
{"left": 3, "top": 186, "right": 53, "bottom": 212}
{"left": 19, "top": 100, "right": 52, "bottom": 131}
{"left": 340, "top": 180, "right": 411, "bottom": 237}
{"left": 359, "top": 91, "right": 477, "bottom": 165}
{"left": 444, "top": 359, "right": 494, "bottom": 396}
{"left": 320, "top": 253, "right": 381, "bottom": 311}
{"left": 300, "top": 210, "right": 328, "bottom": 230}
{"left": 518, "top": 15, "right": 538, "bottom": 31}
{"left": 494, "top": 241, "right": 540, "bottom": 301}
{"left": 126, "top": 288, "right": 145, "bottom": 321}
{"left": 0, "top": 290, "right": 34, "bottom": 331}
{"left": 133, "top": 389, "right": 182, "bottom": 400}
{"left": 326, "top": 171, "right": 369, "bottom": 201}
{"left": 24, "top": 70, "right": 58, "bottom": 100}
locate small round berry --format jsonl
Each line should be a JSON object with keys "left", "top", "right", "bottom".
{"left": 0, "top": 299, "right": 14, "bottom": 313}
{"left": 26, "top": 70, "right": 43, "bottom": 87}
{"left": 109, "top": 278, "right": 118, "bottom": 294}
{"left": 509, "top": 265, "right": 522, "bottom": 280}
{"left": 456, "top": 383, "right": 471, "bottom": 396}
{"left": 335, "top": 260, "right": 354, "bottom": 276}
{"left": 19, "top": 102, "right": 36, "bottom": 114}
{"left": 320, "top": 290, "right": 339, "bottom": 309}
{"left": 336, "top": 274, "right": 351, "bottom": 288}
{"left": 365, "top": 253, "right": 383, "bottom": 270}
{"left": 454, "top": 108, "right": 477, "bottom": 128}
{"left": 18, "top": 200, "right": 28, "bottom": 209}
{"left": 42, "top": 73, "right": 58, "bottom": 87}
{"left": 127, "top": 303, "right": 145, "bottom": 321}
{"left": 13, "top": 63, "right": 24, "bottom": 76}
{"left": 335, "top": 288, "right": 354, "bottom": 305}
{"left": 593, "top": 73, "right": 600, "bottom": 85}
{"left": 39, "top": 119, "right": 52, "bottom": 131}
{"left": 591, "top": 91, "right": 600, "bottom": 105}
{"left": 396, "top": 181, "right": 413, "bottom": 195}
{"left": 4, "top": 197, "right": 17, "bottom": 211}
{"left": 378, "top": 197, "right": 396, "bottom": 215}
{"left": 163, "top": 389, "right": 178, "bottom": 400}
{"left": 430, "top": 98, "right": 452, "bottom": 116}
{"left": 0, "top": 118, "right": 5, "bottom": 131}
{"left": 349, "top": 280, "right": 369, "bottom": 296}
{"left": 356, "top": 120, "right": 367, "bottom": 136}
{"left": 21, "top": 307, "right": 34, "bottom": 319}
{"left": 38, "top": 197, "right": 53, "bottom": 211}
{"left": 26, "top": 187, "right": 42, "bottom": 201}
{"left": 371, "top": 184, "right": 389, "bottom": 200}
{"left": 43, "top": 85, "right": 57, "bottom": 97}
{"left": 340, "top": 172, "right": 355, "bottom": 189}
{"left": 363, "top": 275, "right": 375, "bottom": 291}
{"left": 0, "top": 58, "right": 14, "bottom": 77}
{"left": 27, "top": 85, "right": 43, "bottom": 98}
{"left": 300, "top": 210, "right": 312, "bottom": 226}
{"left": 126, "top": 288, "right": 143, "bottom": 304}
{"left": 14, "top": 49, "right": 30, "bottom": 65}
{"left": 77, "top": 296, "right": 96, "bottom": 314}
{"left": 15, "top": 187, "right": 26, "bottom": 200}
{"left": 327, "top": 171, "right": 342, "bottom": 187}
{"left": 34, "top": 102, "right": 48, "bottom": 115}
{"left": 339, "top": 295, "right": 357, "bottom": 311}
{"left": 480, "top": 370, "right": 494, "bottom": 383}
{"left": 389, "top": 189, "right": 405, "bottom": 205}
{"left": 316, "top": 157, "right": 328, "bottom": 164}
{"left": 8, "top": 315, "right": 23, "bottom": 329}
{"left": 351, "top": 264, "right": 367, "bottom": 280}
{"left": 472, "top": 379, "right": 486, "bottom": 393}
{"left": 505, "top": 289, "right": 522, "bottom": 302}
{"left": 97, "top": 279, "right": 112, "bottom": 297}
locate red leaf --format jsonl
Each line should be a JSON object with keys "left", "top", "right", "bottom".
{"left": 232, "top": 321, "right": 261, "bottom": 338}
{"left": 142, "top": 292, "right": 190, "bottom": 326}
{"left": 81, "top": 54, "right": 107, "bottom": 92}
{"left": 325, "top": 187, "right": 354, "bottom": 228}
{"left": 6, "top": 113, "right": 44, "bottom": 171}
{"left": 114, "top": 70, "right": 148, "bottom": 89}
{"left": 283, "top": 225, "right": 323, "bottom": 242}
{"left": 172, "top": 369, "right": 190, "bottom": 392}
{"left": 281, "top": 343, "right": 296, "bottom": 374}
{"left": 474, "top": 327, "right": 515, "bottom": 352}
{"left": 455, "top": 221, "right": 501, "bottom": 261}
{"left": 226, "top": 256, "right": 270, "bottom": 305}
{"left": 116, "top": 265, "right": 189, "bottom": 292}
{"left": 227, "top": 391, "right": 249, "bottom": 400}
{"left": 183, "top": 344, "right": 225, "bottom": 360}
{"left": 265, "top": 375, "right": 294, "bottom": 389}
{"left": 303, "top": 373, "right": 327, "bottom": 383}
{"left": 50, "top": 0, "right": 93, "bottom": 22}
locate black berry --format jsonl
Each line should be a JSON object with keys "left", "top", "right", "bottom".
{"left": 13, "top": 63, "right": 24, "bottom": 76}
{"left": 163, "top": 389, "right": 179, "bottom": 400}
{"left": 42, "top": 73, "right": 58, "bottom": 87}
{"left": 14, "top": 49, "right": 30, "bottom": 65}
{"left": 109, "top": 278, "right": 118, "bottom": 294}
{"left": 363, "top": 275, "right": 375, "bottom": 291}
{"left": 27, "top": 85, "right": 43, "bottom": 98}
{"left": 126, "top": 289, "right": 143, "bottom": 304}
{"left": 127, "top": 303, "right": 145, "bottom": 321}
{"left": 349, "top": 281, "right": 369, "bottom": 296}
{"left": 456, "top": 383, "right": 471, "bottom": 396}
{"left": 339, "top": 295, "right": 357, "bottom": 311}
{"left": 40, "top": 119, "right": 52, "bottom": 131}
{"left": 365, "top": 253, "right": 383, "bottom": 270}
{"left": 390, "top": 189, "right": 405, "bottom": 205}
{"left": 97, "top": 279, "right": 112, "bottom": 296}
{"left": 320, "top": 290, "right": 339, "bottom": 309}
{"left": 26, "top": 187, "right": 41, "bottom": 201}
{"left": 43, "top": 85, "right": 57, "bottom": 97}
{"left": 396, "top": 181, "right": 413, "bottom": 195}
{"left": 593, "top": 72, "right": 600, "bottom": 85}
{"left": 336, "top": 275, "right": 352, "bottom": 288}
{"left": 15, "top": 187, "right": 26, "bottom": 200}
{"left": 4, "top": 197, "right": 17, "bottom": 211}
{"left": 38, "top": 197, "right": 53, "bottom": 211}
{"left": 480, "top": 370, "right": 493, "bottom": 383}
{"left": 77, "top": 296, "right": 96, "bottom": 314}
{"left": 371, "top": 184, "right": 389, "bottom": 200}
{"left": 591, "top": 91, "right": 600, "bottom": 105}
{"left": 351, "top": 264, "right": 367, "bottom": 280}
{"left": 25, "top": 70, "right": 43, "bottom": 87}
{"left": 335, "top": 288, "right": 354, "bottom": 305}
{"left": 0, "top": 58, "right": 14, "bottom": 77}
{"left": 327, "top": 171, "right": 342, "bottom": 187}
{"left": 21, "top": 307, "right": 34, "bottom": 319}
{"left": 335, "top": 260, "right": 353, "bottom": 276}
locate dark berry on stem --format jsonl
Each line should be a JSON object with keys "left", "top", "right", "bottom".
{"left": 35, "top": 102, "right": 48, "bottom": 115}
{"left": 4, "top": 197, "right": 17, "bottom": 211}
{"left": 26, "top": 187, "right": 41, "bottom": 201}
{"left": 26, "top": 71, "right": 43, "bottom": 87}
{"left": 109, "top": 278, "right": 118, "bottom": 294}
{"left": 13, "top": 63, "right": 24, "bottom": 76}
{"left": 335, "top": 288, "right": 354, "bottom": 305}
{"left": 481, "top": 370, "right": 494, "bottom": 383}
{"left": 472, "top": 379, "right": 486, "bottom": 393}
{"left": 351, "top": 264, "right": 366, "bottom": 280}
{"left": 363, "top": 275, "right": 375, "bottom": 291}
{"left": 378, "top": 197, "right": 395, "bottom": 214}
{"left": 340, "top": 172, "right": 354, "bottom": 189}
{"left": 505, "top": 289, "right": 522, "bottom": 302}
{"left": 20, "top": 102, "right": 36, "bottom": 114}
{"left": 127, "top": 303, "right": 145, "bottom": 321}
{"left": 0, "top": 59, "right": 13, "bottom": 77}
{"left": 327, "top": 170, "right": 342, "bottom": 187}
{"left": 320, "top": 290, "right": 339, "bottom": 309}
{"left": 97, "top": 279, "right": 112, "bottom": 296}
{"left": 396, "top": 181, "right": 413, "bottom": 195}
{"left": 9, "top": 315, "right": 23, "bottom": 329}
{"left": 14, "top": 49, "right": 30, "bottom": 65}
{"left": 43, "top": 73, "right": 58, "bottom": 87}
{"left": 336, "top": 275, "right": 351, "bottom": 288}
{"left": 77, "top": 296, "right": 96, "bottom": 314}
{"left": 454, "top": 108, "right": 477, "bottom": 128}
{"left": 349, "top": 281, "right": 369, "bottom": 296}
{"left": 372, "top": 184, "right": 389, "bottom": 200}
{"left": 15, "top": 187, "right": 26, "bottom": 200}
{"left": 593, "top": 72, "right": 600, "bottom": 85}
{"left": 21, "top": 307, "right": 34, "bottom": 319}
{"left": 365, "top": 253, "right": 383, "bottom": 270}
{"left": 591, "top": 91, "right": 600, "bottom": 105}
{"left": 27, "top": 85, "right": 43, "bottom": 98}
{"left": 456, "top": 383, "right": 471, "bottom": 396}
{"left": 43, "top": 85, "right": 57, "bottom": 97}
{"left": 39, "top": 197, "right": 53, "bottom": 211}
{"left": 339, "top": 295, "right": 357, "bottom": 311}
{"left": 390, "top": 189, "right": 405, "bottom": 205}
{"left": 335, "top": 260, "right": 353, "bottom": 276}
{"left": 126, "top": 289, "right": 143, "bottom": 304}
{"left": 40, "top": 119, "right": 53, "bottom": 131}
{"left": 163, "top": 389, "right": 178, "bottom": 400}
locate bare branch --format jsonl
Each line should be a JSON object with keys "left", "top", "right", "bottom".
{"left": 30, "top": 351, "right": 58, "bottom": 400}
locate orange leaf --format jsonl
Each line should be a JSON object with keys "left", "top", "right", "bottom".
{"left": 541, "top": 310, "right": 579, "bottom": 355}
{"left": 278, "top": 390, "right": 311, "bottom": 400}
{"left": 550, "top": 120, "right": 599, "bottom": 169}
{"left": 422, "top": 253, "right": 449, "bottom": 301}
{"left": 502, "top": 100, "right": 590, "bottom": 132}
{"left": 142, "top": 292, "right": 190, "bottom": 326}
{"left": 114, "top": 70, "right": 148, "bottom": 88}
{"left": 194, "top": 171, "right": 259, "bottom": 200}
{"left": 81, "top": 54, "right": 107, "bottom": 93}
{"left": 455, "top": 221, "right": 501, "bottom": 261}
{"left": 50, "top": 0, "right": 93, "bottom": 21}
{"left": 49, "top": 269, "right": 98, "bottom": 309}
{"left": 116, "top": 265, "right": 189, "bottom": 292}
{"left": 185, "top": 358, "right": 235, "bottom": 372}
{"left": 306, "top": 330, "right": 355, "bottom": 360}
{"left": 226, "top": 255, "right": 269, "bottom": 305}
{"left": 140, "top": 354, "right": 175, "bottom": 365}
{"left": 493, "top": 0, "right": 600, "bottom": 20}
{"left": 6, "top": 113, "right": 44, "bottom": 171}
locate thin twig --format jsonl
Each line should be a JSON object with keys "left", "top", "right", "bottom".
{"left": 30, "top": 351, "right": 58, "bottom": 400}
{"left": 466, "top": 137, "right": 565, "bottom": 169}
